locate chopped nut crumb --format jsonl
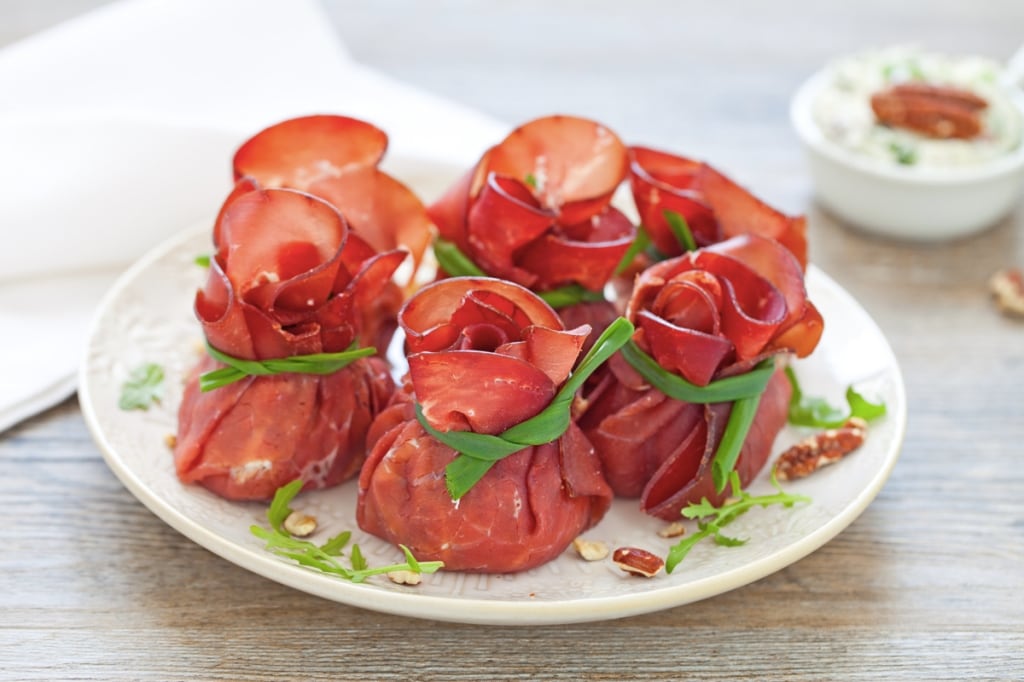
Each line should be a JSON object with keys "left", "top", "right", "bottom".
{"left": 283, "top": 511, "right": 317, "bottom": 537}
{"left": 387, "top": 570, "right": 422, "bottom": 586}
{"left": 572, "top": 537, "right": 610, "bottom": 561}
{"left": 658, "top": 522, "right": 687, "bottom": 538}
{"left": 164, "top": 434, "right": 177, "bottom": 449}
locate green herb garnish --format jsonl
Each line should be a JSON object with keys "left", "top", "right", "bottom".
{"left": 416, "top": 317, "right": 634, "bottom": 500}
{"left": 889, "top": 142, "right": 918, "bottom": 166}
{"left": 524, "top": 172, "right": 538, "bottom": 189}
{"left": 199, "top": 342, "right": 375, "bottom": 392}
{"left": 620, "top": 341, "right": 775, "bottom": 492}
{"left": 432, "top": 237, "right": 486, "bottom": 277}
{"left": 538, "top": 284, "right": 606, "bottom": 309}
{"left": 785, "top": 366, "right": 887, "bottom": 428}
{"left": 252, "top": 480, "right": 443, "bottom": 583}
{"left": 663, "top": 209, "right": 697, "bottom": 252}
{"left": 620, "top": 341, "right": 774, "bottom": 403}
{"left": 194, "top": 254, "right": 211, "bottom": 268}
{"left": 118, "top": 362, "right": 165, "bottom": 410}
{"left": 613, "top": 225, "right": 652, "bottom": 276}
{"left": 665, "top": 470, "right": 810, "bottom": 572}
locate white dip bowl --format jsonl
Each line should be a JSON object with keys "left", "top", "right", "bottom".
{"left": 790, "top": 47, "right": 1024, "bottom": 241}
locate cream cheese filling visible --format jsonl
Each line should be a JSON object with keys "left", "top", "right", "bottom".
{"left": 812, "top": 46, "right": 1023, "bottom": 168}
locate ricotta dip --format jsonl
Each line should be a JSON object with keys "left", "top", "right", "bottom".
{"left": 812, "top": 46, "right": 1023, "bottom": 168}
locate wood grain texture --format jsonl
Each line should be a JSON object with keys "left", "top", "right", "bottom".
{"left": 2, "top": 1, "right": 1024, "bottom": 680}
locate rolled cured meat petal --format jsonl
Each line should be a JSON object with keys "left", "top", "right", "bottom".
{"left": 232, "top": 114, "right": 435, "bottom": 291}
{"left": 357, "top": 277, "right": 613, "bottom": 573}
{"left": 628, "top": 146, "right": 809, "bottom": 269}
{"left": 174, "top": 187, "right": 404, "bottom": 500}
{"left": 428, "top": 115, "right": 636, "bottom": 338}
{"left": 577, "top": 235, "right": 823, "bottom": 519}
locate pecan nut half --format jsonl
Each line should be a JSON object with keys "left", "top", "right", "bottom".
{"left": 871, "top": 83, "right": 987, "bottom": 140}
{"left": 774, "top": 417, "right": 868, "bottom": 480}
{"left": 612, "top": 547, "right": 664, "bottom": 578}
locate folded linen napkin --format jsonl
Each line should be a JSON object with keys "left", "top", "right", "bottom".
{"left": 0, "top": 0, "right": 505, "bottom": 433}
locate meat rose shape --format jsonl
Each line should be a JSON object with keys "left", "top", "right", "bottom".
{"left": 358, "top": 277, "right": 613, "bottom": 573}
{"left": 579, "top": 235, "right": 823, "bottom": 519}
{"left": 174, "top": 187, "right": 403, "bottom": 500}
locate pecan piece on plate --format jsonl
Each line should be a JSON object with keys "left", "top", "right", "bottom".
{"left": 871, "top": 83, "right": 987, "bottom": 139}
{"left": 283, "top": 511, "right": 318, "bottom": 537}
{"left": 612, "top": 547, "right": 664, "bottom": 578}
{"left": 990, "top": 268, "right": 1024, "bottom": 318}
{"left": 572, "top": 538, "right": 610, "bottom": 562}
{"left": 774, "top": 417, "right": 868, "bottom": 481}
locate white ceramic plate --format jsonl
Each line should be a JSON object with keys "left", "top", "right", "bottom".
{"left": 79, "top": 160, "right": 906, "bottom": 625}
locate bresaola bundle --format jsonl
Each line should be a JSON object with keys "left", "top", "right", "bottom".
{"left": 427, "top": 115, "right": 636, "bottom": 342}
{"left": 577, "top": 235, "right": 823, "bottom": 519}
{"left": 233, "top": 114, "right": 436, "bottom": 348}
{"left": 357, "top": 278, "right": 614, "bottom": 572}
{"left": 174, "top": 188, "right": 404, "bottom": 500}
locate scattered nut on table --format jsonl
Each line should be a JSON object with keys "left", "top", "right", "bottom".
{"left": 572, "top": 537, "right": 609, "bottom": 561}
{"left": 989, "top": 268, "right": 1024, "bottom": 318}
{"left": 164, "top": 434, "right": 177, "bottom": 449}
{"left": 612, "top": 547, "right": 664, "bottom": 578}
{"left": 774, "top": 417, "right": 868, "bottom": 481}
{"left": 283, "top": 511, "right": 318, "bottom": 537}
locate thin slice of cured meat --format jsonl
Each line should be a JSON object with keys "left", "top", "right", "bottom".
{"left": 695, "top": 163, "right": 808, "bottom": 271}
{"left": 174, "top": 187, "right": 403, "bottom": 500}
{"left": 628, "top": 146, "right": 720, "bottom": 255}
{"left": 357, "top": 277, "right": 612, "bottom": 572}
{"left": 627, "top": 146, "right": 808, "bottom": 269}
{"left": 578, "top": 235, "right": 822, "bottom": 519}
{"left": 427, "top": 115, "right": 635, "bottom": 330}
{"left": 232, "top": 115, "right": 434, "bottom": 289}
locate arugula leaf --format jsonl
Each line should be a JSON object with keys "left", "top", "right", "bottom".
{"left": 251, "top": 482, "right": 443, "bottom": 582}
{"left": 666, "top": 471, "right": 810, "bottom": 572}
{"left": 200, "top": 342, "right": 376, "bottom": 392}
{"left": 712, "top": 533, "right": 747, "bottom": 548}
{"left": 267, "top": 479, "right": 302, "bottom": 532}
{"left": 320, "top": 531, "right": 351, "bottom": 556}
{"left": 785, "top": 366, "right": 887, "bottom": 428}
{"left": 350, "top": 544, "right": 368, "bottom": 572}
{"left": 118, "top": 363, "right": 165, "bottom": 411}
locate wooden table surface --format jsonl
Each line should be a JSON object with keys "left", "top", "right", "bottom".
{"left": 3, "top": 1, "right": 1023, "bottom": 680}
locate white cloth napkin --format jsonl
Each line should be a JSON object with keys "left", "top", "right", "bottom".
{"left": 0, "top": 0, "right": 505, "bottom": 433}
